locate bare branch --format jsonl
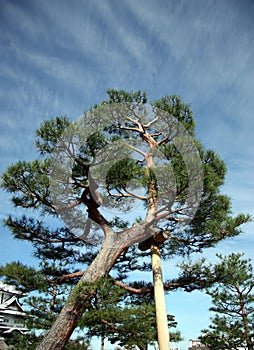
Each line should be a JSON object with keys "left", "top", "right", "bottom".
{"left": 119, "top": 125, "right": 140, "bottom": 132}
{"left": 158, "top": 137, "right": 170, "bottom": 146}
{"left": 125, "top": 115, "right": 141, "bottom": 125}
{"left": 48, "top": 270, "right": 86, "bottom": 284}
{"left": 123, "top": 142, "right": 147, "bottom": 158}
{"left": 123, "top": 186, "right": 147, "bottom": 200}
{"left": 143, "top": 116, "right": 159, "bottom": 128}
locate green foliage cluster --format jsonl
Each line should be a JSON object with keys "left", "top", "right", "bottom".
{"left": 200, "top": 253, "right": 254, "bottom": 350}
{"left": 106, "top": 158, "right": 142, "bottom": 192}
{"left": 4, "top": 332, "right": 90, "bottom": 350}
{"left": 79, "top": 277, "right": 181, "bottom": 349}
{"left": 152, "top": 95, "right": 195, "bottom": 134}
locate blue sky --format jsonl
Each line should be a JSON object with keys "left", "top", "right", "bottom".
{"left": 0, "top": 0, "right": 254, "bottom": 349}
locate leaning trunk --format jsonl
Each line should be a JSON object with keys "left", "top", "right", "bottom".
{"left": 36, "top": 233, "right": 121, "bottom": 350}
{"left": 35, "top": 223, "right": 148, "bottom": 350}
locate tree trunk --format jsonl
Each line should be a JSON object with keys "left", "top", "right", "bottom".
{"left": 35, "top": 224, "right": 149, "bottom": 350}
{"left": 241, "top": 306, "right": 253, "bottom": 350}
{"left": 36, "top": 233, "right": 121, "bottom": 350}
{"left": 151, "top": 243, "right": 170, "bottom": 350}
{"left": 237, "top": 286, "right": 253, "bottom": 350}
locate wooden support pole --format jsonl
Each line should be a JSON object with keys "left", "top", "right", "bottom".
{"left": 151, "top": 242, "right": 170, "bottom": 350}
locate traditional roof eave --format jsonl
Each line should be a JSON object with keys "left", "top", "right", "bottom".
{"left": 0, "top": 309, "right": 26, "bottom": 316}
{"left": 2, "top": 326, "right": 28, "bottom": 334}
{"left": 0, "top": 283, "right": 27, "bottom": 298}
{"left": 0, "top": 296, "right": 26, "bottom": 313}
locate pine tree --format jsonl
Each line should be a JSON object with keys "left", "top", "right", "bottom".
{"left": 1, "top": 89, "right": 250, "bottom": 350}
{"left": 198, "top": 253, "right": 254, "bottom": 350}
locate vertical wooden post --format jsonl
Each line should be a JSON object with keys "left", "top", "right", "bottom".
{"left": 100, "top": 333, "right": 105, "bottom": 350}
{"left": 151, "top": 243, "right": 170, "bottom": 350}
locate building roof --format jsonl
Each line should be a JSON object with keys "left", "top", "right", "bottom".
{"left": 0, "top": 282, "right": 26, "bottom": 297}
{"left": 0, "top": 294, "right": 27, "bottom": 319}
{"left": 0, "top": 296, "right": 26, "bottom": 314}
{"left": 0, "top": 282, "right": 28, "bottom": 334}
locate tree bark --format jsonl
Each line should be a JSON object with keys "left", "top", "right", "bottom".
{"left": 240, "top": 299, "right": 253, "bottom": 350}
{"left": 151, "top": 243, "right": 170, "bottom": 350}
{"left": 36, "top": 224, "right": 150, "bottom": 350}
{"left": 235, "top": 285, "right": 254, "bottom": 350}
{"left": 35, "top": 233, "right": 121, "bottom": 350}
